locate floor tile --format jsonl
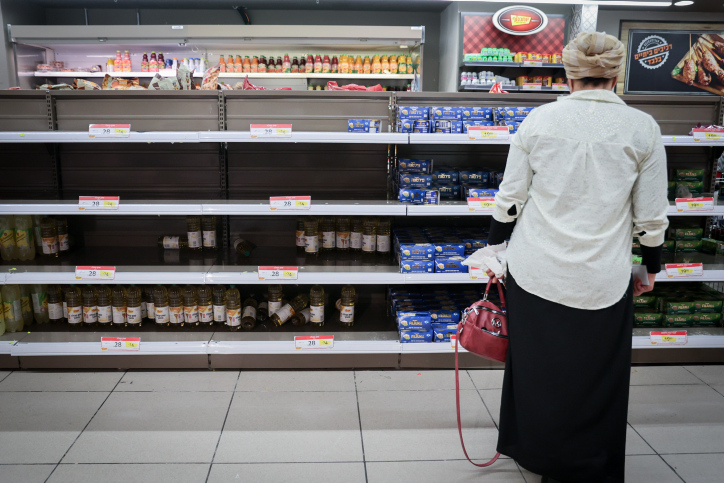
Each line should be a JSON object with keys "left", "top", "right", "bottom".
{"left": 0, "top": 370, "right": 11, "bottom": 382}
{"left": 63, "top": 391, "right": 231, "bottom": 463}
{"left": 0, "top": 392, "right": 109, "bottom": 464}
{"left": 48, "top": 464, "right": 210, "bottom": 483}
{"left": 115, "top": 370, "right": 239, "bottom": 392}
{"left": 628, "top": 385, "right": 724, "bottom": 453}
{"left": 478, "top": 388, "right": 502, "bottom": 425}
{"left": 625, "top": 455, "right": 682, "bottom": 483}
{"left": 663, "top": 453, "right": 724, "bottom": 483}
{"left": 0, "top": 464, "right": 56, "bottom": 483}
{"left": 236, "top": 370, "right": 355, "bottom": 392}
{"left": 367, "top": 458, "right": 525, "bottom": 483}
{"left": 684, "top": 365, "right": 724, "bottom": 385}
{"left": 355, "top": 370, "right": 474, "bottom": 391}
{"left": 208, "top": 463, "right": 366, "bottom": 483}
{"left": 629, "top": 366, "right": 704, "bottom": 386}
{"left": 214, "top": 391, "right": 362, "bottom": 463}
{"left": 467, "top": 370, "right": 504, "bottom": 390}
{"left": 0, "top": 371, "right": 123, "bottom": 392}
{"left": 359, "top": 389, "right": 498, "bottom": 461}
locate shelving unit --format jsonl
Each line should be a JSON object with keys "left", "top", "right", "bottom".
{"left": 35, "top": 71, "right": 415, "bottom": 81}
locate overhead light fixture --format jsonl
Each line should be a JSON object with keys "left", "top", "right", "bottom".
{"left": 674, "top": 0, "right": 694, "bottom": 5}
{"left": 454, "top": 1, "right": 672, "bottom": 6}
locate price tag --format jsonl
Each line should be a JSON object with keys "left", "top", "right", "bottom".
{"left": 258, "top": 266, "right": 298, "bottom": 281}
{"left": 522, "top": 83, "right": 542, "bottom": 91}
{"left": 451, "top": 334, "right": 457, "bottom": 349}
{"left": 467, "top": 197, "right": 496, "bottom": 212}
{"left": 665, "top": 263, "right": 703, "bottom": 279}
{"left": 675, "top": 197, "right": 714, "bottom": 212}
{"left": 75, "top": 266, "right": 116, "bottom": 280}
{"left": 650, "top": 331, "right": 687, "bottom": 346}
{"left": 250, "top": 124, "right": 292, "bottom": 138}
{"left": 522, "top": 60, "right": 543, "bottom": 67}
{"left": 295, "top": 335, "right": 334, "bottom": 350}
{"left": 692, "top": 128, "right": 724, "bottom": 142}
{"left": 552, "top": 83, "right": 568, "bottom": 91}
{"left": 79, "top": 196, "right": 120, "bottom": 211}
{"left": 468, "top": 126, "right": 509, "bottom": 141}
{"left": 88, "top": 124, "right": 131, "bottom": 139}
{"left": 269, "top": 196, "right": 311, "bottom": 211}
{"left": 468, "top": 266, "right": 488, "bottom": 280}
{"left": 101, "top": 337, "right": 141, "bottom": 351}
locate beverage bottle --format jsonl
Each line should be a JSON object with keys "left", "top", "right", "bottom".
{"left": 340, "top": 285, "right": 355, "bottom": 327}
{"left": 150, "top": 51, "right": 158, "bottom": 72}
{"left": 241, "top": 296, "right": 258, "bottom": 330}
{"left": 266, "top": 57, "right": 275, "bottom": 73}
{"left": 171, "top": 57, "right": 178, "bottom": 70}
{"left": 314, "top": 54, "right": 322, "bottom": 73}
{"left": 372, "top": 55, "right": 381, "bottom": 74}
{"left": 297, "top": 56, "right": 305, "bottom": 73}
{"left": 202, "top": 216, "right": 217, "bottom": 250}
{"left": 56, "top": 216, "right": 69, "bottom": 254}
{"left": 183, "top": 285, "right": 199, "bottom": 328}
{"left": 291, "top": 307, "right": 311, "bottom": 326}
{"left": 306, "top": 54, "right": 314, "bottom": 73}
{"left": 355, "top": 56, "right": 363, "bottom": 74}
{"left": 295, "top": 217, "right": 306, "bottom": 253}
{"left": 363, "top": 56, "right": 371, "bottom": 74}
{"left": 377, "top": 218, "right": 391, "bottom": 256}
{"left": 350, "top": 217, "right": 363, "bottom": 252}
{"left": 271, "top": 294, "right": 308, "bottom": 327}
{"left": 390, "top": 55, "right": 398, "bottom": 74}
{"left": 158, "top": 235, "right": 188, "bottom": 249}
{"left": 141, "top": 53, "right": 149, "bottom": 72}
{"left": 310, "top": 285, "right": 325, "bottom": 327}
{"left": 275, "top": 57, "right": 283, "bottom": 73}
{"left": 258, "top": 56, "right": 267, "bottom": 73}
{"left": 331, "top": 56, "right": 338, "bottom": 73}
{"left": 304, "top": 219, "right": 319, "bottom": 257}
{"left": 30, "top": 284, "right": 49, "bottom": 324}
{"left": 153, "top": 285, "right": 170, "bottom": 328}
{"left": 32, "top": 215, "right": 43, "bottom": 251}
{"left": 143, "top": 286, "right": 154, "bottom": 322}
{"left": 398, "top": 56, "right": 407, "bottom": 74}
{"left": 234, "top": 55, "right": 242, "bottom": 73}
{"left": 157, "top": 53, "right": 165, "bottom": 69}
{"left": 20, "top": 285, "right": 33, "bottom": 327}
{"left": 96, "top": 286, "right": 112, "bottom": 328}
{"left": 197, "top": 285, "right": 214, "bottom": 327}
{"left": 112, "top": 286, "right": 127, "bottom": 329}
{"left": 115, "top": 50, "right": 122, "bottom": 69}
{"left": 48, "top": 285, "right": 63, "bottom": 324}
{"left": 40, "top": 218, "right": 59, "bottom": 258}
{"left": 322, "top": 55, "right": 330, "bottom": 73}
{"left": 362, "top": 218, "right": 377, "bottom": 254}
{"left": 66, "top": 287, "right": 82, "bottom": 330}
{"left": 406, "top": 56, "right": 414, "bottom": 74}
{"left": 219, "top": 55, "right": 226, "bottom": 72}
{"left": 336, "top": 217, "right": 350, "bottom": 252}
{"left": 82, "top": 286, "right": 98, "bottom": 328}
{"left": 340, "top": 54, "right": 349, "bottom": 74}
{"left": 123, "top": 51, "right": 131, "bottom": 72}
{"left": 257, "top": 298, "right": 268, "bottom": 323}
{"left": 233, "top": 238, "right": 256, "bottom": 258}
{"left": 0, "top": 215, "right": 16, "bottom": 261}
{"left": 283, "top": 53, "right": 291, "bottom": 73}
{"left": 321, "top": 216, "right": 336, "bottom": 252}
{"left": 381, "top": 55, "right": 389, "bottom": 73}
{"left": 14, "top": 215, "right": 35, "bottom": 261}
{"left": 224, "top": 55, "right": 232, "bottom": 72}
{"left": 186, "top": 216, "right": 203, "bottom": 250}
{"left": 291, "top": 57, "right": 299, "bottom": 73}
{"left": 126, "top": 285, "right": 143, "bottom": 328}
{"left": 212, "top": 285, "right": 227, "bottom": 326}
{"left": 267, "top": 285, "right": 283, "bottom": 316}
{"left": 226, "top": 286, "right": 241, "bottom": 331}
{"left": 243, "top": 56, "right": 251, "bottom": 73}
{"left": 168, "top": 285, "right": 184, "bottom": 328}
{"left": 2, "top": 285, "right": 23, "bottom": 332}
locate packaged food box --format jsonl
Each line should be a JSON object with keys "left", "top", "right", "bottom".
{"left": 432, "top": 170, "right": 459, "bottom": 185}
{"left": 462, "top": 107, "right": 493, "bottom": 121}
{"left": 634, "top": 309, "right": 663, "bottom": 327}
{"left": 400, "top": 174, "right": 432, "bottom": 189}
{"left": 433, "top": 327, "right": 458, "bottom": 342}
{"left": 701, "top": 238, "right": 724, "bottom": 255}
{"left": 676, "top": 169, "right": 704, "bottom": 181}
{"left": 429, "top": 309, "right": 461, "bottom": 324}
{"left": 676, "top": 181, "right": 703, "bottom": 195}
{"left": 348, "top": 119, "right": 380, "bottom": 133}
{"left": 400, "top": 260, "right": 435, "bottom": 273}
{"left": 634, "top": 295, "right": 657, "bottom": 308}
{"left": 399, "top": 119, "right": 415, "bottom": 133}
{"left": 675, "top": 240, "right": 702, "bottom": 252}
{"left": 692, "top": 299, "right": 723, "bottom": 313}
{"left": 667, "top": 181, "right": 677, "bottom": 200}
{"left": 435, "top": 257, "right": 468, "bottom": 273}
{"left": 452, "top": 121, "right": 463, "bottom": 134}
{"left": 400, "top": 329, "right": 433, "bottom": 343}
{"left": 413, "top": 120, "right": 430, "bottom": 134}
{"left": 663, "top": 300, "right": 695, "bottom": 314}
{"left": 398, "top": 159, "right": 432, "bottom": 174}
{"left": 424, "top": 190, "right": 439, "bottom": 205}
{"left": 432, "top": 322, "right": 459, "bottom": 331}
{"left": 663, "top": 240, "right": 676, "bottom": 253}
{"left": 399, "top": 243, "right": 435, "bottom": 260}
{"left": 466, "top": 187, "right": 499, "bottom": 198}
{"left": 463, "top": 239, "right": 487, "bottom": 255}
{"left": 673, "top": 228, "right": 704, "bottom": 240}
{"left": 431, "top": 106, "right": 463, "bottom": 121}
{"left": 433, "top": 243, "right": 466, "bottom": 257}
{"left": 458, "top": 170, "right": 489, "bottom": 185}
{"left": 397, "top": 312, "right": 432, "bottom": 330}
{"left": 398, "top": 106, "right": 429, "bottom": 120}
{"left": 437, "top": 185, "right": 462, "bottom": 200}
{"left": 664, "top": 314, "right": 695, "bottom": 328}
{"left": 692, "top": 312, "right": 722, "bottom": 327}
{"left": 398, "top": 189, "right": 425, "bottom": 204}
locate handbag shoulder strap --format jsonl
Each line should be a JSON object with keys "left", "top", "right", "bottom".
{"left": 484, "top": 277, "right": 507, "bottom": 311}
{"left": 455, "top": 331, "right": 501, "bottom": 468}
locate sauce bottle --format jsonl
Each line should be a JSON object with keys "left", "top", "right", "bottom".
{"left": 241, "top": 296, "right": 257, "bottom": 330}
{"left": 202, "top": 216, "right": 217, "bottom": 250}
{"left": 82, "top": 286, "right": 98, "bottom": 328}
{"left": 310, "top": 285, "right": 325, "bottom": 327}
{"left": 340, "top": 54, "right": 349, "bottom": 74}
{"left": 226, "top": 286, "right": 241, "bottom": 331}
{"left": 304, "top": 219, "right": 319, "bottom": 257}
{"left": 182, "top": 285, "right": 199, "bottom": 328}
{"left": 126, "top": 285, "right": 143, "bottom": 328}
{"left": 322, "top": 55, "right": 330, "bottom": 73}
{"left": 406, "top": 56, "right": 414, "bottom": 74}
{"left": 141, "top": 53, "right": 149, "bottom": 72}
{"left": 65, "top": 287, "right": 83, "bottom": 330}
{"left": 212, "top": 285, "right": 227, "bottom": 326}
{"left": 398, "top": 56, "right": 407, "bottom": 74}
{"left": 153, "top": 285, "right": 170, "bottom": 328}
{"left": 96, "top": 286, "right": 112, "bottom": 328}
{"left": 381, "top": 55, "right": 389, "bottom": 73}
{"left": 40, "top": 218, "right": 58, "bottom": 258}
{"left": 321, "top": 216, "right": 335, "bottom": 252}
{"left": 168, "top": 285, "right": 184, "bottom": 328}
{"left": 271, "top": 294, "right": 308, "bottom": 327}
{"left": 340, "top": 285, "right": 355, "bottom": 327}
{"left": 354, "top": 56, "right": 363, "bottom": 74}
{"left": 283, "top": 53, "right": 291, "bottom": 73}
{"left": 363, "top": 56, "right": 371, "bottom": 74}
{"left": 275, "top": 56, "right": 284, "bottom": 73}
{"left": 291, "top": 57, "right": 299, "bottom": 73}
{"left": 390, "top": 55, "right": 398, "bottom": 74}
{"left": 377, "top": 218, "right": 391, "bottom": 256}
{"left": 48, "top": 285, "right": 63, "bottom": 324}
{"left": 251, "top": 56, "right": 259, "bottom": 73}
{"left": 258, "top": 55, "right": 267, "bottom": 73}
{"left": 112, "top": 286, "right": 127, "bottom": 329}
{"left": 267, "top": 285, "right": 283, "bottom": 316}
{"left": 291, "top": 308, "right": 311, "bottom": 327}
{"left": 56, "top": 216, "right": 69, "bottom": 254}
{"left": 350, "top": 217, "right": 363, "bottom": 253}
{"left": 331, "top": 56, "right": 338, "bottom": 73}
{"left": 197, "top": 285, "right": 214, "bottom": 327}
{"left": 305, "top": 54, "right": 314, "bottom": 73}
{"left": 336, "top": 216, "right": 350, "bottom": 251}
{"left": 186, "top": 216, "right": 203, "bottom": 251}
{"left": 362, "top": 218, "right": 377, "bottom": 254}
{"left": 243, "top": 56, "right": 251, "bottom": 73}
{"left": 372, "top": 55, "right": 381, "bottom": 74}
{"left": 296, "top": 217, "right": 306, "bottom": 253}
{"left": 158, "top": 235, "right": 188, "bottom": 249}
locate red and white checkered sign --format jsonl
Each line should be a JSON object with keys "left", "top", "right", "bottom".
{"left": 463, "top": 14, "right": 566, "bottom": 56}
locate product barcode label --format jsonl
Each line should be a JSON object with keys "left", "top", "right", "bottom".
{"left": 101, "top": 337, "right": 140, "bottom": 351}
{"left": 551, "top": 83, "right": 568, "bottom": 91}
{"left": 295, "top": 335, "right": 334, "bottom": 350}
{"left": 665, "top": 263, "right": 703, "bottom": 279}
{"left": 250, "top": 124, "right": 292, "bottom": 138}
{"left": 89, "top": 124, "right": 131, "bottom": 139}
{"left": 522, "top": 60, "right": 543, "bottom": 67}
{"left": 269, "top": 196, "right": 311, "bottom": 211}
{"left": 258, "top": 266, "right": 298, "bottom": 281}
{"left": 75, "top": 266, "right": 116, "bottom": 280}
{"left": 468, "top": 126, "right": 509, "bottom": 141}
{"left": 79, "top": 196, "right": 120, "bottom": 211}
{"left": 522, "top": 83, "right": 542, "bottom": 91}
{"left": 692, "top": 128, "right": 724, "bottom": 142}
{"left": 675, "top": 197, "right": 714, "bottom": 212}
{"left": 467, "top": 197, "right": 496, "bottom": 212}
{"left": 650, "top": 330, "right": 687, "bottom": 346}
{"left": 451, "top": 334, "right": 457, "bottom": 349}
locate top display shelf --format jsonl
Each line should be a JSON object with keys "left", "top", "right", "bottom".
{"left": 34, "top": 72, "right": 416, "bottom": 80}
{"left": 461, "top": 62, "right": 565, "bottom": 69}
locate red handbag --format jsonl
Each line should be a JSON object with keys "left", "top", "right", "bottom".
{"left": 455, "top": 277, "right": 509, "bottom": 467}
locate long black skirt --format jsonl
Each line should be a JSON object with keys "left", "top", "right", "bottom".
{"left": 497, "top": 271, "right": 633, "bottom": 483}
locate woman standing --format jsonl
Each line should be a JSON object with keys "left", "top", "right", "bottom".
{"left": 485, "top": 33, "right": 669, "bottom": 482}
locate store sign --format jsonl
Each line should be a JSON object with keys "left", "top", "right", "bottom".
{"left": 493, "top": 6, "right": 548, "bottom": 36}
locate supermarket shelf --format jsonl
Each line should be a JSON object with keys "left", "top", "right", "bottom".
{"left": 201, "top": 200, "right": 407, "bottom": 216}
{"left": 661, "top": 135, "right": 724, "bottom": 147}
{"left": 34, "top": 71, "right": 415, "bottom": 80}
{"left": 461, "top": 62, "right": 565, "bottom": 69}
{"left": 458, "top": 85, "right": 569, "bottom": 93}
{"left": 3, "top": 266, "right": 209, "bottom": 285}
{"left": 205, "top": 265, "right": 405, "bottom": 285}
{"left": 198, "top": 131, "right": 407, "bottom": 144}
{"left": 0, "top": 131, "right": 200, "bottom": 143}
{"left": 407, "top": 202, "right": 489, "bottom": 216}
{"left": 408, "top": 133, "right": 510, "bottom": 145}
{"left": 632, "top": 327, "right": 724, "bottom": 349}
{"left": 404, "top": 273, "right": 483, "bottom": 284}
{"left": 0, "top": 199, "right": 203, "bottom": 215}
{"left": 667, "top": 200, "right": 724, "bottom": 216}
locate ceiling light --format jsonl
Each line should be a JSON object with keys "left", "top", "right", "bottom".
{"left": 454, "top": 0, "right": 672, "bottom": 6}
{"left": 674, "top": 0, "right": 694, "bottom": 5}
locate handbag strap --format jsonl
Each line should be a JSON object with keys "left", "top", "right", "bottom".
{"left": 484, "top": 277, "right": 507, "bottom": 311}
{"left": 455, "top": 329, "right": 501, "bottom": 468}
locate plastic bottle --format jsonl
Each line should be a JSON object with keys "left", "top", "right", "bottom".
{"left": 224, "top": 55, "right": 233, "bottom": 73}
{"left": 197, "top": 285, "right": 214, "bottom": 327}
{"left": 291, "top": 57, "right": 299, "bottom": 73}
{"left": 158, "top": 235, "right": 188, "bottom": 249}
{"left": 267, "top": 285, "right": 283, "bottom": 316}
{"left": 32, "top": 215, "right": 43, "bottom": 251}
{"left": 310, "top": 285, "right": 325, "bottom": 327}
{"left": 30, "top": 284, "right": 48, "bottom": 324}
{"left": 259, "top": 56, "right": 267, "bottom": 73}
{"left": 297, "top": 56, "right": 305, "bottom": 74}
{"left": 212, "top": 285, "right": 227, "bottom": 325}
{"left": 66, "top": 287, "right": 82, "bottom": 330}
{"left": 314, "top": 54, "right": 322, "bottom": 73}
{"left": 112, "top": 286, "right": 127, "bottom": 329}
{"left": 340, "top": 285, "right": 355, "bottom": 327}
{"left": 96, "top": 286, "right": 112, "bottom": 327}
{"left": 20, "top": 285, "right": 33, "bottom": 327}
{"left": 153, "top": 285, "right": 170, "bottom": 328}
{"left": 336, "top": 217, "right": 350, "bottom": 252}
{"left": 123, "top": 51, "right": 131, "bottom": 72}
{"left": 143, "top": 287, "right": 154, "bottom": 322}
{"left": 306, "top": 54, "right": 314, "bottom": 73}
{"left": 168, "top": 285, "right": 184, "bottom": 327}
{"left": 350, "top": 217, "right": 363, "bottom": 252}
{"left": 321, "top": 216, "right": 336, "bottom": 252}
{"left": 232, "top": 55, "right": 240, "bottom": 73}
{"left": 362, "top": 218, "right": 377, "bottom": 254}
{"left": 2, "top": 285, "right": 22, "bottom": 332}
{"left": 186, "top": 216, "right": 202, "bottom": 250}
{"left": 267, "top": 57, "right": 276, "bottom": 73}
{"left": 355, "top": 56, "right": 363, "bottom": 74}
{"left": 398, "top": 56, "right": 407, "bottom": 74}
{"left": 56, "top": 216, "right": 69, "bottom": 254}
{"left": 233, "top": 238, "right": 256, "bottom": 258}
{"left": 126, "top": 286, "right": 143, "bottom": 328}
{"left": 183, "top": 285, "right": 199, "bottom": 328}
{"left": 363, "top": 56, "right": 371, "bottom": 74}
{"left": 243, "top": 56, "right": 251, "bottom": 73}
{"left": 377, "top": 218, "right": 391, "bottom": 255}
{"left": 48, "top": 285, "right": 63, "bottom": 324}
{"left": 150, "top": 51, "right": 158, "bottom": 72}
{"left": 331, "top": 56, "right": 338, "bottom": 73}
{"left": 219, "top": 55, "right": 226, "bottom": 72}
{"left": 340, "top": 54, "right": 349, "bottom": 74}
{"left": 381, "top": 55, "right": 389, "bottom": 73}
{"left": 0, "top": 215, "right": 16, "bottom": 261}
{"left": 296, "top": 217, "right": 307, "bottom": 253}
{"left": 171, "top": 57, "right": 178, "bottom": 70}
{"left": 271, "top": 294, "right": 308, "bottom": 327}
{"left": 304, "top": 219, "right": 319, "bottom": 257}
{"left": 275, "top": 56, "right": 283, "bottom": 73}
{"left": 115, "top": 50, "right": 122, "bottom": 70}
{"left": 291, "top": 307, "right": 311, "bottom": 327}
{"left": 406, "top": 55, "right": 414, "bottom": 74}
{"left": 40, "top": 218, "right": 59, "bottom": 258}
{"left": 257, "top": 298, "right": 268, "bottom": 323}
{"left": 390, "top": 55, "right": 398, "bottom": 74}
{"left": 82, "top": 286, "right": 98, "bottom": 327}
{"left": 199, "top": 216, "right": 216, "bottom": 250}
{"left": 283, "top": 53, "right": 291, "bottom": 73}
{"left": 226, "top": 286, "right": 241, "bottom": 331}
{"left": 322, "top": 55, "right": 330, "bottom": 73}
{"left": 372, "top": 55, "right": 381, "bottom": 74}
{"left": 14, "top": 215, "right": 35, "bottom": 261}
{"left": 141, "top": 53, "right": 149, "bottom": 72}
{"left": 157, "top": 53, "right": 165, "bottom": 70}
{"left": 241, "top": 296, "right": 258, "bottom": 330}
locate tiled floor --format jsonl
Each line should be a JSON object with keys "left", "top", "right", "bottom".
{"left": 0, "top": 366, "right": 721, "bottom": 482}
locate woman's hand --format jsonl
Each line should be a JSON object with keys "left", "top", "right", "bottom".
{"left": 633, "top": 273, "right": 657, "bottom": 297}
{"left": 486, "top": 269, "right": 505, "bottom": 281}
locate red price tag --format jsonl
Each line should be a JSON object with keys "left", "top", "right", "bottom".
{"left": 665, "top": 263, "right": 703, "bottom": 278}
{"left": 269, "top": 196, "right": 311, "bottom": 211}
{"left": 650, "top": 331, "right": 687, "bottom": 346}
{"left": 101, "top": 337, "right": 140, "bottom": 351}
{"left": 75, "top": 266, "right": 116, "bottom": 280}
{"left": 258, "top": 266, "right": 298, "bottom": 281}
{"left": 675, "top": 197, "right": 714, "bottom": 212}
{"left": 89, "top": 124, "right": 130, "bottom": 138}
{"left": 295, "top": 335, "right": 334, "bottom": 350}
{"left": 79, "top": 196, "right": 119, "bottom": 211}
{"left": 468, "top": 126, "right": 509, "bottom": 141}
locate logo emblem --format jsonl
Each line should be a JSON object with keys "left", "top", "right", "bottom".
{"left": 493, "top": 6, "right": 548, "bottom": 36}
{"left": 492, "top": 318, "right": 502, "bottom": 328}
{"left": 635, "top": 35, "right": 672, "bottom": 70}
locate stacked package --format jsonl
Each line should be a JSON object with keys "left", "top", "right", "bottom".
{"left": 397, "top": 106, "right": 494, "bottom": 134}
{"left": 668, "top": 169, "right": 704, "bottom": 201}
{"left": 397, "top": 159, "right": 501, "bottom": 204}
{"left": 634, "top": 226, "right": 706, "bottom": 256}
{"left": 634, "top": 283, "right": 724, "bottom": 329}
{"left": 494, "top": 107, "right": 534, "bottom": 135}
{"left": 395, "top": 227, "right": 488, "bottom": 274}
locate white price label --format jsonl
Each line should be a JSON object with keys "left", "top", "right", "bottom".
{"left": 79, "top": 196, "right": 119, "bottom": 211}
{"left": 551, "top": 83, "right": 568, "bottom": 91}
{"left": 467, "top": 126, "right": 509, "bottom": 141}
{"left": 675, "top": 197, "right": 714, "bottom": 212}
{"left": 468, "top": 266, "right": 488, "bottom": 280}
{"left": 269, "top": 196, "right": 311, "bottom": 211}
{"left": 665, "top": 263, "right": 703, "bottom": 279}
{"left": 467, "top": 197, "right": 496, "bottom": 212}
{"left": 88, "top": 124, "right": 131, "bottom": 138}
{"left": 522, "top": 83, "right": 542, "bottom": 91}
{"left": 650, "top": 331, "right": 687, "bottom": 346}
{"left": 250, "top": 123, "right": 292, "bottom": 138}
{"left": 258, "top": 266, "right": 298, "bottom": 281}
{"left": 522, "top": 60, "right": 543, "bottom": 67}
{"left": 101, "top": 337, "right": 140, "bottom": 351}
{"left": 295, "top": 335, "right": 334, "bottom": 350}
{"left": 692, "top": 129, "right": 724, "bottom": 142}
{"left": 75, "top": 266, "right": 116, "bottom": 280}
{"left": 451, "top": 334, "right": 457, "bottom": 349}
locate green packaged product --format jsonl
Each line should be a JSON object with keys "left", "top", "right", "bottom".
{"left": 692, "top": 312, "right": 722, "bottom": 327}
{"left": 676, "top": 181, "right": 703, "bottom": 196}
{"left": 701, "top": 238, "right": 724, "bottom": 255}
{"left": 667, "top": 181, "right": 677, "bottom": 200}
{"left": 633, "top": 295, "right": 657, "bottom": 308}
{"left": 674, "top": 228, "right": 704, "bottom": 241}
{"left": 692, "top": 299, "right": 723, "bottom": 313}
{"left": 676, "top": 169, "right": 704, "bottom": 181}
{"left": 675, "top": 240, "right": 702, "bottom": 252}
{"left": 663, "top": 300, "right": 695, "bottom": 314}
{"left": 663, "top": 240, "right": 676, "bottom": 253}
{"left": 634, "top": 310, "right": 663, "bottom": 327}
{"left": 664, "top": 314, "right": 695, "bottom": 327}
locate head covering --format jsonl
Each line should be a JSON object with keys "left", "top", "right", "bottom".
{"left": 562, "top": 32, "right": 625, "bottom": 79}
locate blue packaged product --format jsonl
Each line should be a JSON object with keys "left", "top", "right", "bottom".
{"left": 400, "top": 173, "right": 432, "bottom": 189}
{"left": 433, "top": 127, "right": 451, "bottom": 134}
{"left": 399, "top": 243, "right": 435, "bottom": 260}
{"left": 429, "top": 309, "right": 461, "bottom": 324}
{"left": 467, "top": 187, "right": 499, "bottom": 198}
{"left": 397, "top": 311, "right": 433, "bottom": 331}
{"left": 462, "top": 107, "right": 493, "bottom": 121}
{"left": 436, "top": 185, "right": 461, "bottom": 200}
{"left": 424, "top": 190, "right": 439, "bottom": 205}
{"left": 432, "top": 170, "right": 459, "bottom": 185}
{"left": 463, "top": 239, "right": 487, "bottom": 254}
{"left": 400, "top": 259, "right": 435, "bottom": 273}
{"left": 452, "top": 121, "right": 463, "bottom": 134}
{"left": 398, "top": 106, "right": 429, "bottom": 120}
{"left": 400, "top": 330, "right": 433, "bottom": 343}
{"left": 431, "top": 106, "right": 463, "bottom": 121}
{"left": 398, "top": 188, "right": 425, "bottom": 204}
{"left": 413, "top": 120, "right": 430, "bottom": 133}
{"left": 511, "top": 107, "right": 533, "bottom": 121}
{"left": 433, "top": 243, "right": 466, "bottom": 257}
{"left": 398, "top": 159, "right": 432, "bottom": 174}
{"left": 463, "top": 120, "right": 495, "bottom": 133}
{"left": 348, "top": 119, "right": 380, "bottom": 133}
{"left": 433, "top": 327, "right": 458, "bottom": 343}
{"left": 399, "top": 119, "right": 414, "bottom": 133}
{"left": 459, "top": 170, "right": 489, "bottom": 185}
{"left": 435, "top": 257, "right": 468, "bottom": 273}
